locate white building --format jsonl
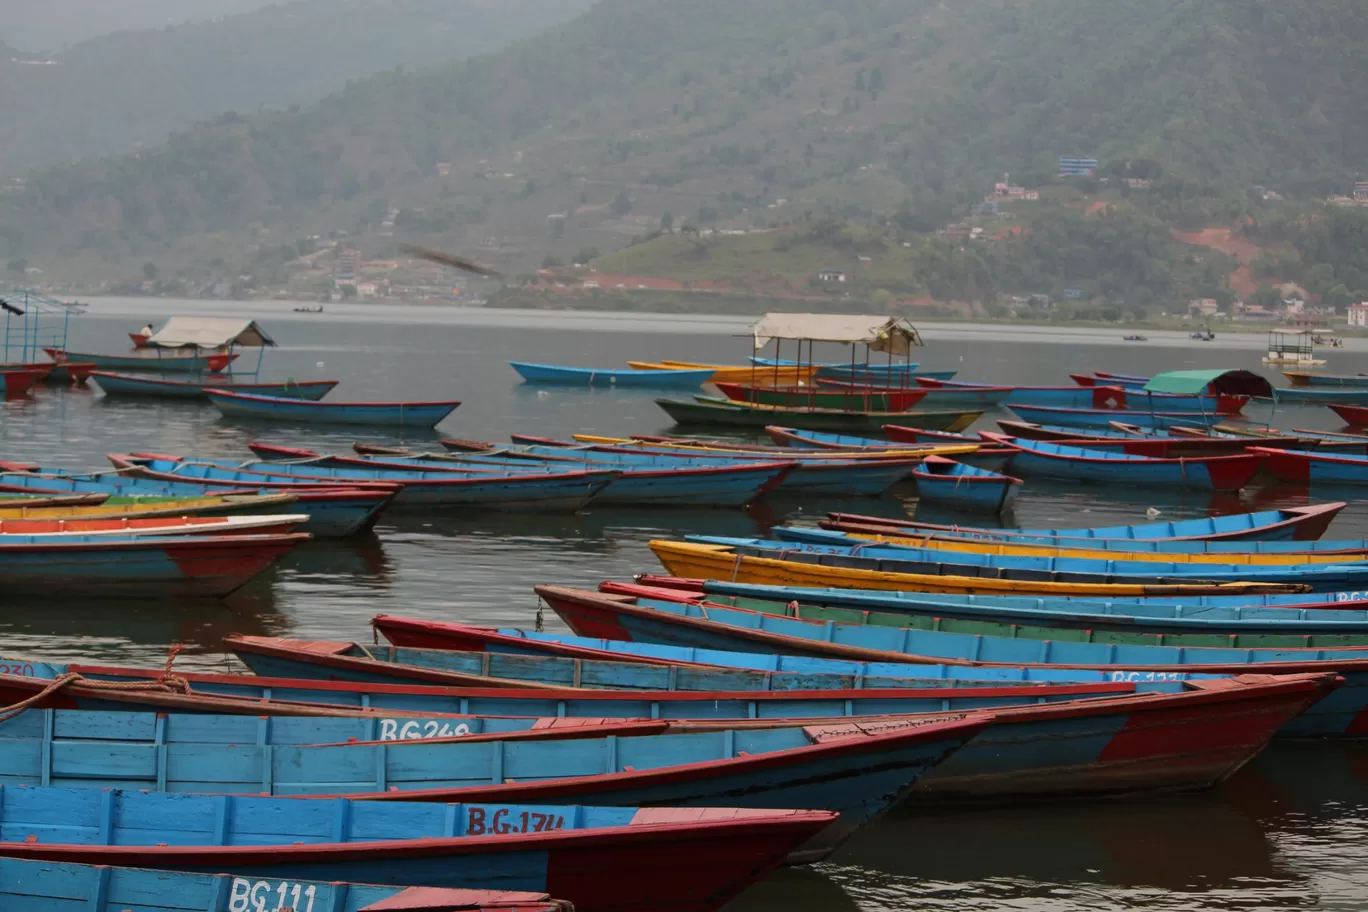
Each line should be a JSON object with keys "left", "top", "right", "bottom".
{"left": 1348, "top": 302, "right": 1368, "bottom": 327}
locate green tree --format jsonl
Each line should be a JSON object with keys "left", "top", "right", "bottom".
{"left": 339, "top": 283, "right": 358, "bottom": 299}
{"left": 541, "top": 254, "right": 565, "bottom": 268}
{"left": 870, "top": 288, "right": 895, "bottom": 309}
{"left": 142, "top": 261, "right": 158, "bottom": 280}
{"left": 611, "top": 191, "right": 632, "bottom": 216}
{"left": 572, "top": 246, "right": 600, "bottom": 265}
{"left": 868, "top": 66, "right": 884, "bottom": 99}
{"left": 5, "top": 257, "right": 25, "bottom": 274}
{"left": 661, "top": 210, "right": 674, "bottom": 232}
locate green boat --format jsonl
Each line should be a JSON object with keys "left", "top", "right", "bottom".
{"left": 655, "top": 395, "right": 982, "bottom": 433}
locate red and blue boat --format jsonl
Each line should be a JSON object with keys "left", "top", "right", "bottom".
{"left": 0, "top": 532, "right": 306, "bottom": 597}
{"left": 0, "top": 788, "right": 824, "bottom": 912}
{"left": 46, "top": 346, "right": 239, "bottom": 373}
{"left": 91, "top": 371, "right": 339, "bottom": 400}
{"left": 0, "top": 857, "right": 576, "bottom": 912}
{"left": 913, "top": 456, "right": 1021, "bottom": 512}
{"left": 1254, "top": 447, "right": 1368, "bottom": 486}
{"left": 0, "top": 367, "right": 43, "bottom": 397}
{"left": 535, "top": 585, "right": 1367, "bottom": 736}
{"left": 919, "top": 378, "right": 1247, "bottom": 414}
{"left": 1006, "top": 403, "right": 1223, "bottom": 431}
{"left": 206, "top": 389, "right": 461, "bottom": 428}
{"left": 983, "top": 434, "right": 1263, "bottom": 491}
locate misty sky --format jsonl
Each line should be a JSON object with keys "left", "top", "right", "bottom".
{"left": 3, "top": 0, "right": 276, "bottom": 50}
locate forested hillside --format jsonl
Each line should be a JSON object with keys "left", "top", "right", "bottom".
{"left": 7, "top": 0, "right": 272, "bottom": 50}
{"left": 4, "top": 0, "right": 1366, "bottom": 287}
{"left": 0, "top": 0, "right": 594, "bottom": 174}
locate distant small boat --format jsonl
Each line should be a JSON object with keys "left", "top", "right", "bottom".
{"left": 1122, "top": 334, "right": 1148, "bottom": 341}
{"left": 91, "top": 371, "right": 338, "bottom": 401}
{"left": 913, "top": 456, "right": 1022, "bottom": 513}
{"left": 1283, "top": 371, "right": 1368, "bottom": 388}
{"left": 512, "top": 361, "right": 715, "bottom": 387}
{"left": 205, "top": 389, "right": 460, "bottom": 427}
{"left": 293, "top": 304, "right": 325, "bottom": 313}
{"left": 1274, "top": 386, "right": 1368, "bottom": 406}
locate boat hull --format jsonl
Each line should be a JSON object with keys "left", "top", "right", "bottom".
{"left": 512, "top": 361, "right": 714, "bottom": 387}
{"left": 92, "top": 371, "right": 337, "bottom": 400}
{"left": 914, "top": 460, "right": 1021, "bottom": 512}
{"left": 1007, "top": 404, "right": 1218, "bottom": 431}
{"left": 45, "top": 348, "right": 238, "bottom": 373}
{"left": 206, "top": 390, "right": 461, "bottom": 427}
{"left": 657, "top": 397, "right": 981, "bottom": 433}
{"left": 993, "top": 438, "right": 1263, "bottom": 492}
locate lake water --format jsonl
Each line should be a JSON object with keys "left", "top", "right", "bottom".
{"left": 2, "top": 297, "right": 1367, "bottom": 911}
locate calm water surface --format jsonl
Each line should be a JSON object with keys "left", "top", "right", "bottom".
{"left": 2, "top": 299, "right": 1367, "bottom": 911}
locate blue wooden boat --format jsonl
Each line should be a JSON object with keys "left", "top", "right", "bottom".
{"left": 913, "top": 456, "right": 1021, "bottom": 512}
{"left": 1256, "top": 447, "right": 1368, "bottom": 487}
{"left": 237, "top": 444, "right": 861, "bottom": 503}
{"left": 1273, "top": 386, "right": 1368, "bottom": 406}
{"left": 0, "top": 707, "right": 987, "bottom": 862}
{"left": 536, "top": 586, "right": 1366, "bottom": 737}
{"left": 962, "top": 383, "right": 1242, "bottom": 414}
{"left": 511, "top": 361, "right": 715, "bottom": 387}
{"left": 111, "top": 456, "right": 616, "bottom": 512}
{"left": 218, "top": 634, "right": 1197, "bottom": 700}
{"left": 984, "top": 434, "right": 1263, "bottom": 492}
{"left": 0, "top": 532, "right": 306, "bottom": 598}
{"left": 206, "top": 389, "right": 461, "bottom": 427}
{"left": 0, "top": 789, "right": 821, "bottom": 910}
{"left": 687, "top": 532, "right": 1368, "bottom": 594}
{"left": 813, "top": 378, "right": 1014, "bottom": 410}
{"left": 1006, "top": 403, "right": 1222, "bottom": 430}
{"left": 751, "top": 357, "right": 921, "bottom": 371}
{"left": 0, "top": 471, "right": 392, "bottom": 538}
{"left": 0, "top": 857, "right": 574, "bottom": 912}
{"left": 826, "top": 502, "right": 1345, "bottom": 544}
{"left": 1284, "top": 370, "right": 1368, "bottom": 388}
{"left": 92, "top": 371, "right": 337, "bottom": 400}
{"left": 45, "top": 347, "right": 239, "bottom": 373}
{"left": 818, "top": 366, "right": 958, "bottom": 383}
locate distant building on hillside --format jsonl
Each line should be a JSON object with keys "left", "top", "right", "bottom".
{"left": 1356, "top": 181, "right": 1368, "bottom": 202}
{"left": 1063, "top": 288, "right": 1085, "bottom": 300}
{"left": 817, "top": 268, "right": 847, "bottom": 283}
{"left": 1124, "top": 178, "right": 1152, "bottom": 190}
{"left": 1348, "top": 302, "right": 1368, "bottom": 327}
{"left": 1188, "top": 298, "right": 1219, "bottom": 317}
{"left": 334, "top": 249, "right": 361, "bottom": 281}
{"left": 1059, "top": 157, "right": 1099, "bottom": 178}
{"left": 989, "top": 175, "right": 1039, "bottom": 201}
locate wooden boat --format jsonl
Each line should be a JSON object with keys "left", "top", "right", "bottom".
{"left": 1330, "top": 404, "right": 1368, "bottom": 427}
{"left": 764, "top": 426, "right": 906, "bottom": 449}
{"left": 0, "top": 367, "right": 43, "bottom": 397}
{"left": 128, "top": 330, "right": 151, "bottom": 347}
{"left": 692, "top": 531, "right": 1368, "bottom": 592}
{"left": 1273, "top": 386, "right": 1368, "bottom": 406}
{"left": 554, "top": 433, "right": 968, "bottom": 461}
{"left": 0, "top": 788, "right": 822, "bottom": 911}
{"left": 538, "top": 586, "right": 1356, "bottom": 738}
{"left": 656, "top": 396, "right": 982, "bottom": 433}
{"left": 714, "top": 379, "right": 930, "bottom": 411}
{"left": 206, "top": 389, "right": 461, "bottom": 427}
{"left": 824, "top": 502, "right": 1344, "bottom": 544}
{"left": 993, "top": 420, "right": 1296, "bottom": 454}
{"left": 0, "top": 492, "right": 300, "bottom": 521}
{"left": 0, "top": 513, "right": 308, "bottom": 538}
{"left": 511, "top": 361, "right": 714, "bottom": 387}
{"left": 982, "top": 433, "right": 1263, "bottom": 492}
{"left": 0, "top": 532, "right": 306, "bottom": 597}
{"left": 1253, "top": 447, "right": 1368, "bottom": 486}
{"left": 91, "top": 371, "right": 339, "bottom": 400}
{"left": 814, "top": 378, "right": 1015, "bottom": 410}
{"left": 1283, "top": 371, "right": 1368, "bottom": 388}
{"left": 0, "top": 707, "right": 989, "bottom": 863}
{"left": 1006, "top": 403, "right": 1221, "bottom": 430}
{"left": 933, "top": 381, "right": 1248, "bottom": 414}
{"left": 913, "top": 456, "right": 1021, "bottom": 513}
{"left": 628, "top": 360, "right": 818, "bottom": 384}
{"left": 817, "top": 366, "right": 959, "bottom": 383}
{"left": 221, "top": 635, "right": 1168, "bottom": 706}
{"left": 0, "top": 471, "right": 394, "bottom": 538}
{"left": 45, "top": 346, "right": 239, "bottom": 373}
{"left": 230, "top": 445, "right": 798, "bottom": 507}
{"left": 817, "top": 519, "right": 1368, "bottom": 562}
{"left": 0, "top": 359, "right": 95, "bottom": 385}
{"left": 111, "top": 456, "right": 617, "bottom": 513}
{"left": 0, "top": 857, "right": 575, "bottom": 912}
{"left": 647, "top": 540, "right": 1306, "bottom": 597}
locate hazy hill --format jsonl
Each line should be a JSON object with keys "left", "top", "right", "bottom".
{"left": 4, "top": 0, "right": 1366, "bottom": 283}
{"left": 5, "top": 0, "right": 275, "bottom": 51}
{"left": 0, "top": 0, "right": 595, "bottom": 174}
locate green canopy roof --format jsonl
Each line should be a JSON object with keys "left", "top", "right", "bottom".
{"left": 1142, "top": 369, "right": 1272, "bottom": 397}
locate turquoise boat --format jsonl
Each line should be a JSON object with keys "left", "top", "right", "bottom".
{"left": 1273, "top": 386, "right": 1368, "bottom": 406}
{"left": 913, "top": 456, "right": 1021, "bottom": 512}
{"left": 511, "top": 361, "right": 715, "bottom": 387}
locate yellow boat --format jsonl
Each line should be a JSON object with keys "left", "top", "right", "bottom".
{"left": 571, "top": 434, "right": 980, "bottom": 460}
{"left": 648, "top": 540, "right": 1307, "bottom": 597}
{"left": 833, "top": 527, "right": 1366, "bottom": 567}
{"left": 0, "top": 493, "right": 299, "bottom": 521}
{"left": 628, "top": 360, "right": 819, "bottom": 385}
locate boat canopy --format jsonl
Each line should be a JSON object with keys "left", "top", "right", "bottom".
{"left": 750, "top": 313, "right": 923, "bottom": 354}
{"left": 146, "top": 317, "right": 276, "bottom": 349}
{"left": 1142, "top": 369, "right": 1273, "bottom": 397}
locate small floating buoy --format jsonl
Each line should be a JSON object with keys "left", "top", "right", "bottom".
{"left": 316, "top": 361, "right": 325, "bottom": 369}
{"left": 1146, "top": 507, "right": 1161, "bottom": 519}
{"left": 537, "top": 390, "right": 549, "bottom": 400}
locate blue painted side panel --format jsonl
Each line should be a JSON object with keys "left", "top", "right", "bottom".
{"left": 1007, "top": 405, "right": 1217, "bottom": 431}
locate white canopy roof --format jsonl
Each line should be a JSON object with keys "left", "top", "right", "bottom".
{"left": 750, "top": 313, "right": 923, "bottom": 354}
{"left": 146, "top": 317, "right": 276, "bottom": 349}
